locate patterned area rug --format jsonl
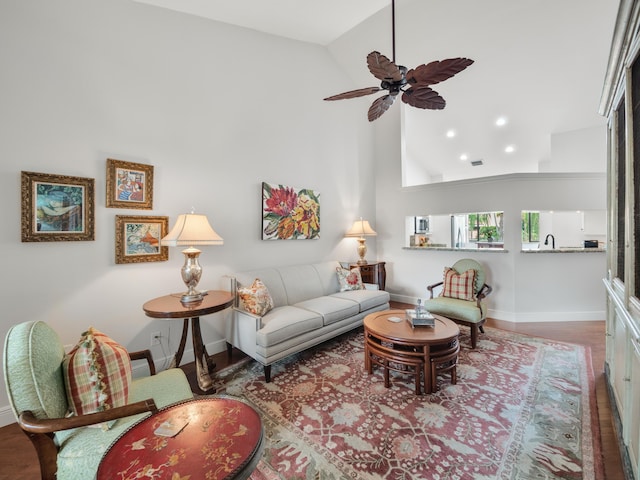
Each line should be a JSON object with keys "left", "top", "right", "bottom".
{"left": 215, "top": 326, "right": 602, "bottom": 480}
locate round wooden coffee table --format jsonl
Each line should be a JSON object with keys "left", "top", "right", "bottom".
{"left": 364, "top": 309, "right": 460, "bottom": 394}
{"left": 97, "top": 395, "right": 264, "bottom": 480}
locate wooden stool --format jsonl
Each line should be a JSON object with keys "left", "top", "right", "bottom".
{"left": 430, "top": 341, "right": 460, "bottom": 392}
{"left": 366, "top": 337, "right": 424, "bottom": 395}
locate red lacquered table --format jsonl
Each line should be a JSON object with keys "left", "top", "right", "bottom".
{"left": 97, "top": 396, "right": 264, "bottom": 480}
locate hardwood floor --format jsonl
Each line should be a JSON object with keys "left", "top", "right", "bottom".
{"left": 0, "top": 306, "right": 627, "bottom": 479}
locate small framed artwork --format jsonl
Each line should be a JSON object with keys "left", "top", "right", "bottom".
{"left": 21, "top": 171, "right": 95, "bottom": 242}
{"left": 106, "top": 158, "right": 154, "bottom": 209}
{"left": 262, "top": 181, "right": 320, "bottom": 240}
{"left": 115, "top": 215, "right": 168, "bottom": 264}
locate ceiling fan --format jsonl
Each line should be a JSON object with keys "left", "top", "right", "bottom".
{"left": 324, "top": 0, "right": 474, "bottom": 122}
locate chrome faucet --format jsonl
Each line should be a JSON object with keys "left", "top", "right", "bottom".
{"left": 544, "top": 234, "right": 555, "bottom": 249}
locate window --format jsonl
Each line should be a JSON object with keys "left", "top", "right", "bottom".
{"left": 452, "top": 211, "right": 504, "bottom": 248}
{"left": 522, "top": 211, "right": 539, "bottom": 243}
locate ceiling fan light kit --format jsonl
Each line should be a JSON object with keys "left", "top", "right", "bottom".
{"left": 324, "top": 0, "right": 473, "bottom": 122}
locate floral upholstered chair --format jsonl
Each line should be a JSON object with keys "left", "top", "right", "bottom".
{"left": 3, "top": 321, "right": 193, "bottom": 480}
{"left": 424, "top": 258, "right": 493, "bottom": 348}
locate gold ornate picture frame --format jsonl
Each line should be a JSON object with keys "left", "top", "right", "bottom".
{"left": 21, "top": 171, "right": 95, "bottom": 242}
{"left": 106, "top": 158, "right": 154, "bottom": 209}
{"left": 115, "top": 215, "right": 168, "bottom": 264}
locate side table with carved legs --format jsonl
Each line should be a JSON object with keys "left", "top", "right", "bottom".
{"left": 143, "top": 290, "right": 233, "bottom": 394}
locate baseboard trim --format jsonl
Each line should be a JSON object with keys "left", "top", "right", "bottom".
{"left": 132, "top": 338, "right": 228, "bottom": 376}
{"left": 0, "top": 405, "right": 16, "bottom": 428}
{"left": 388, "top": 293, "right": 604, "bottom": 323}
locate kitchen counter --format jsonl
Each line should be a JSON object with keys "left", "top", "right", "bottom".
{"left": 403, "top": 246, "right": 507, "bottom": 253}
{"left": 521, "top": 247, "right": 606, "bottom": 253}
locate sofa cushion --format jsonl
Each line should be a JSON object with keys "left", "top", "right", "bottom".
{"left": 294, "top": 296, "right": 360, "bottom": 326}
{"left": 423, "top": 296, "right": 486, "bottom": 324}
{"left": 237, "top": 278, "right": 274, "bottom": 316}
{"left": 278, "top": 264, "right": 325, "bottom": 304}
{"left": 256, "top": 306, "right": 323, "bottom": 348}
{"left": 441, "top": 267, "right": 477, "bottom": 301}
{"left": 62, "top": 327, "right": 132, "bottom": 417}
{"left": 336, "top": 266, "right": 364, "bottom": 291}
{"left": 312, "top": 261, "right": 343, "bottom": 295}
{"left": 331, "top": 289, "right": 390, "bottom": 312}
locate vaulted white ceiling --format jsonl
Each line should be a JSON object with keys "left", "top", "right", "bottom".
{"left": 132, "top": 0, "right": 620, "bottom": 183}
{"left": 132, "top": 0, "right": 390, "bottom": 45}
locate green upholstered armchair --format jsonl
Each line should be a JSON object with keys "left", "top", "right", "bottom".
{"left": 3, "top": 321, "right": 194, "bottom": 480}
{"left": 424, "top": 258, "right": 493, "bottom": 349}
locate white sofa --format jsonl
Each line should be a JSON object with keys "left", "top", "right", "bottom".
{"left": 226, "top": 261, "right": 390, "bottom": 381}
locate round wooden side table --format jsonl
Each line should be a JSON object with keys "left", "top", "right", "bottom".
{"left": 364, "top": 309, "right": 460, "bottom": 394}
{"left": 143, "top": 290, "right": 233, "bottom": 393}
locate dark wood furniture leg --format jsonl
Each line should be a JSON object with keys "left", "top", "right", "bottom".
{"left": 191, "top": 317, "right": 215, "bottom": 394}
{"left": 470, "top": 324, "right": 478, "bottom": 349}
{"left": 170, "top": 318, "right": 189, "bottom": 368}
{"left": 430, "top": 346, "right": 459, "bottom": 392}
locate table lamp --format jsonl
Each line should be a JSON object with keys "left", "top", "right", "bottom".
{"left": 162, "top": 212, "right": 223, "bottom": 304}
{"left": 345, "top": 217, "right": 377, "bottom": 265}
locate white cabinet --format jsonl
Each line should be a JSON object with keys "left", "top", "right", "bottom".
{"left": 629, "top": 335, "right": 640, "bottom": 478}
{"left": 611, "top": 306, "right": 628, "bottom": 412}
{"left": 600, "top": 1, "right": 640, "bottom": 477}
{"left": 605, "top": 285, "right": 640, "bottom": 479}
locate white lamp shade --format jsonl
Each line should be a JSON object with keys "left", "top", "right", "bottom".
{"left": 161, "top": 213, "right": 223, "bottom": 247}
{"left": 345, "top": 219, "right": 377, "bottom": 238}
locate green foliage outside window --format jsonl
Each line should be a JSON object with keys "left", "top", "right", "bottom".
{"left": 521, "top": 211, "right": 539, "bottom": 242}
{"left": 468, "top": 212, "right": 503, "bottom": 242}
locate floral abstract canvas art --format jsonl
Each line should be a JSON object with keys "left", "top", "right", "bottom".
{"left": 262, "top": 182, "right": 320, "bottom": 240}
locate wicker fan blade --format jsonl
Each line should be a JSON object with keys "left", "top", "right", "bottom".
{"left": 324, "top": 86, "right": 382, "bottom": 101}
{"left": 402, "top": 86, "right": 445, "bottom": 110}
{"left": 406, "top": 58, "right": 474, "bottom": 85}
{"left": 368, "top": 94, "right": 397, "bottom": 121}
{"left": 367, "top": 51, "right": 404, "bottom": 83}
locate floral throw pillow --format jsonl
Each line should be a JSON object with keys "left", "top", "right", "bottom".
{"left": 336, "top": 266, "right": 364, "bottom": 291}
{"left": 62, "top": 327, "right": 132, "bottom": 423}
{"left": 441, "top": 267, "right": 477, "bottom": 301}
{"left": 237, "top": 278, "right": 274, "bottom": 316}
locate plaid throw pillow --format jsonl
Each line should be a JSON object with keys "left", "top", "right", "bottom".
{"left": 62, "top": 327, "right": 132, "bottom": 419}
{"left": 441, "top": 267, "right": 477, "bottom": 301}
{"left": 237, "top": 278, "right": 274, "bottom": 316}
{"left": 336, "top": 266, "right": 364, "bottom": 291}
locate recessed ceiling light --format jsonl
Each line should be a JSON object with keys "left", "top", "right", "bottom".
{"left": 446, "top": 129, "right": 456, "bottom": 138}
{"left": 460, "top": 154, "right": 468, "bottom": 161}
{"left": 505, "top": 145, "right": 515, "bottom": 153}
{"left": 496, "top": 116, "right": 508, "bottom": 127}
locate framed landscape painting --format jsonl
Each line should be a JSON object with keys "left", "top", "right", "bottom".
{"left": 262, "top": 182, "right": 320, "bottom": 240}
{"left": 106, "top": 158, "right": 154, "bottom": 209}
{"left": 21, "top": 171, "right": 95, "bottom": 242}
{"left": 115, "top": 215, "right": 168, "bottom": 264}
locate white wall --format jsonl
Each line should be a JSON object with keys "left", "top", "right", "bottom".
{"left": 0, "top": 0, "right": 375, "bottom": 425}
{"left": 371, "top": 105, "right": 607, "bottom": 323}
{"left": 543, "top": 125, "right": 607, "bottom": 172}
